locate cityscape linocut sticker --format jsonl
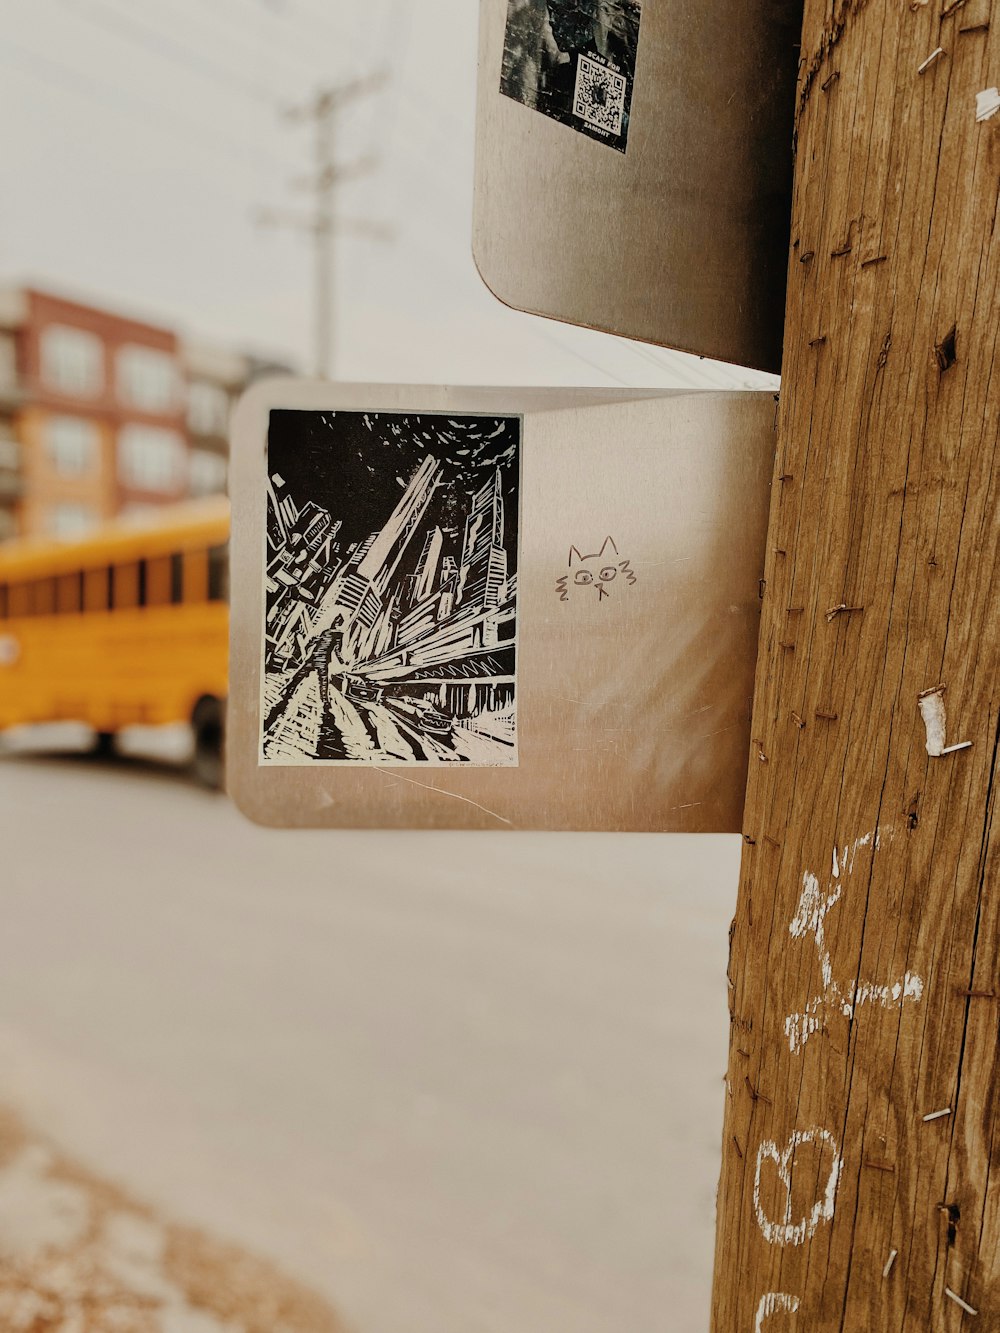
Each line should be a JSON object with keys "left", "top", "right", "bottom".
{"left": 261, "top": 410, "right": 520, "bottom": 766}
{"left": 499, "top": 0, "right": 642, "bottom": 152}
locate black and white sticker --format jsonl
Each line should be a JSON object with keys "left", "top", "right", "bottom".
{"left": 261, "top": 410, "right": 520, "bottom": 767}
{"left": 499, "top": 0, "right": 642, "bottom": 153}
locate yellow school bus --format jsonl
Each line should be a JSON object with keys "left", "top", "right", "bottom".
{"left": 0, "top": 498, "right": 229, "bottom": 784}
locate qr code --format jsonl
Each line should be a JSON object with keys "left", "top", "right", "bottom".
{"left": 572, "top": 54, "right": 627, "bottom": 137}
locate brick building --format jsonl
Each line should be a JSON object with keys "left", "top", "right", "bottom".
{"left": 0, "top": 286, "right": 279, "bottom": 542}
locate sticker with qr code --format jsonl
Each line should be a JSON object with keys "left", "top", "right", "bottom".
{"left": 573, "top": 53, "right": 627, "bottom": 137}
{"left": 499, "top": 0, "right": 641, "bottom": 153}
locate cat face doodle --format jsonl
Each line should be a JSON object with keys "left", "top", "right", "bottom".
{"left": 556, "top": 536, "right": 637, "bottom": 602}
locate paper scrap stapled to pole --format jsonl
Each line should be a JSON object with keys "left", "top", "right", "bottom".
{"left": 917, "top": 684, "right": 973, "bottom": 757}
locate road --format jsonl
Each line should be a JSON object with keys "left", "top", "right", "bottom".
{"left": 0, "top": 749, "right": 740, "bottom": 1333}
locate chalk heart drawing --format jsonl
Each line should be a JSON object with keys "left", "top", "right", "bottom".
{"left": 754, "top": 1128, "right": 842, "bottom": 1247}
{"left": 755, "top": 1292, "right": 801, "bottom": 1331}
{"left": 784, "top": 829, "right": 924, "bottom": 1053}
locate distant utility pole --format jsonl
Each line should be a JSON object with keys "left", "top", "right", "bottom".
{"left": 258, "top": 71, "right": 391, "bottom": 380}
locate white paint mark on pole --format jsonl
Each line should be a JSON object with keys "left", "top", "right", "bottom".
{"left": 789, "top": 870, "right": 840, "bottom": 991}
{"left": 754, "top": 1291, "right": 801, "bottom": 1330}
{"left": 882, "top": 1249, "right": 897, "bottom": 1278}
{"left": 922, "top": 1107, "right": 952, "bottom": 1122}
{"left": 975, "top": 87, "right": 1000, "bottom": 122}
{"left": 785, "top": 973, "right": 924, "bottom": 1054}
{"left": 753, "top": 1128, "right": 842, "bottom": 1246}
{"left": 784, "top": 829, "right": 923, "bottom": 1052}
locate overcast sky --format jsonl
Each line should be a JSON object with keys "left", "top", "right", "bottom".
{"left": 3, "top": 0, "right": 778, "bottom": 391}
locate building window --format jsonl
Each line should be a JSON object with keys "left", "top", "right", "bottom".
{"left": 120, "top": 503, "right": 160, "bottom": 524}
{"left": 189, "top": 449, "right": 227, "bottom": 497}
{"left": 0, "top": 433, "right": 19, "bottom": 470}
{"left": 0, "top": 334, "right": 17, "bottom": 391}
{"left": 40, "top": 325, "right": 104, "bottom": 396}
{"left": 46, "top": 416, "right": 99, "bottom": 476}
{"left": 188, "top": 380, "right": 230, "bottom": 436}
{"left": 118, "top": 425, "right": 186, "bottom": 493}
{"left": 48, "top": 503, "right": 97, "bottom": 537}
{"left": 116, "top": 345, "right": 179, "bottom": 413}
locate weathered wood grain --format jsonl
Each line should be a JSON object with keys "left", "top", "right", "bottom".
{"left": 711, "top": 0, "right": 999, "bottom": 1328}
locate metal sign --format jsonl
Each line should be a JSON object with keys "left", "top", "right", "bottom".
{"left": 228, "top": 381, "right": 774, "bottom": 831}
{"left": 473, "top": 0, "right": 801, "bottom": 373}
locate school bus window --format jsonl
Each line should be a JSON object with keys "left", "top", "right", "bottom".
{"left": 170, "top": 553, "right": 184, "bottom": 605}
{"left": 113, "top": 562, "right": 140, "bottom": 610}
{"left": 184, "top": 548, "right": 208, "bottom": 603}
{"left": 208, "top": 545, "right": 227, "bottom": 602}
{"left": 56, "top": 572, "right": 83, "bottom": 615}
{"left": 0, "top": 583, "right": 6, "bottom": 620}
{"left": 9, "top": 583, "right": 30, "bottom": 618}
{"left": 83, "top": 567, "right": 110, "bottom": 612}
{"left": 137, "top": 559, "right": 148, "bottom": 607}
{"left": 146, "top": 555, "right": 171, "bottom": 607}
{"left": 34, "top": 579, "right": 56, "bottom": 616}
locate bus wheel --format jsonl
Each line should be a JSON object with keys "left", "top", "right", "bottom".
{"left": 92, "top": 730, "right": 117, "bottom": 759}
{"left": 191, "top": 697, "right": 224, "bottom": 789}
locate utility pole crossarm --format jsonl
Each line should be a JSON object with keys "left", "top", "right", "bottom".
{"left": 291, "top": 153, "right": 380, "bottom": 192}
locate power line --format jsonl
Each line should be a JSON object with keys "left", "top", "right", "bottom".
{"left": 97, "top": 0, "right": 456, "bottom": 216}
{"left": 0, "top": 35, "right": 286, "bottom": 178}
{"left": 112, "top": 0, "right": 292, "bottom": 73}
{"left": 95, "top": 0, "right": 333, "bottom": 103}
{"left": 10, "top": 5, "right": 678, "bottom": 390}
{"left": 49, "top": 0, "right": 275, "bottom": 107}
{"left": 226, "top": 0, "right": 461, "bottom": 149}
{"left": 242, "top": 8, "right": 683, "bottom": 389}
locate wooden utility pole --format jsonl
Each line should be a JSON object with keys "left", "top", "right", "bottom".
{"left": 258, "top": 72, "right": 390, "bottom": 380}
{"left": 712, "top": 1, "right": 998, "bottom": 1329}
